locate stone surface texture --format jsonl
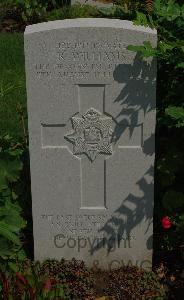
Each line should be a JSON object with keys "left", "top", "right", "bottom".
{"left": 25, "top": 18, "right": 157, "bottom": 269}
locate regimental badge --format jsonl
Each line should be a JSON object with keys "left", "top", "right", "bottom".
{"left": 65, "top": 108, "right": 113, "bottom": 162}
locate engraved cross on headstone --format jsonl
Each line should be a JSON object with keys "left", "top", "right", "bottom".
{"left": 41, "top": 85, "right": 142, "bottom": 209}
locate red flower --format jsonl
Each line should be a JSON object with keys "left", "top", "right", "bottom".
{"left": 43, "top": 278, "right": 54, "bottom": 292}
{"left": 16, "top": 272, "right": 28, "bottom": 286}
{"left": 162, "top": 216, "right": 172, "bottom": 229}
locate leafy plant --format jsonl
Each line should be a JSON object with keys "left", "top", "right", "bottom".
{"left": 126, "top": 0, "right": 184, "bottom": 252}
{"left": 165, "top": 106, "right": 184, "bottom": 128}
{"left": 0, "top": 135, "right": 26, "bottom": 261}
{"left": 98, "top": 4, "right": 133, "bottom": 19}
{"left": 47, "top": 3, "right": 100, "bottom": 21}
{"left": 12, "top": 0, "right": 48, "bottom": 23}
{"left": 41, "top": 259, "right": 94, "bottom": 299}
{"left": 127, "top": 41, "right": 157, "bottom": 57}
{"left": 104, "top": 266, "right": 166, "bottom": 299}
{"left": 0, "top": 259, "right": 94, "bottom": 299}
{"left": 103, "top": 1, "right": 184, "bottom": 256}
{"left": 48, "top": 0, "right": 70, "bottom": 8}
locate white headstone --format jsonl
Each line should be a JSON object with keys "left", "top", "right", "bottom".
{"left": 25, "top": 18, "right": 157, "bottom": 270}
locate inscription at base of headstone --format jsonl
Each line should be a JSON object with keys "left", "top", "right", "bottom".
{"left": 25, "top": 18, "right": 157, "bottom": 269}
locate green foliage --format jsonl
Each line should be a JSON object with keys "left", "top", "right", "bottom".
{"left": 127, "top": 41, "right": 157, "bottom": 58}
{"left": 133, "top": 11, "right": 154, "bottom": 27}
{"left": 0, "top": 259, "right": 166, "bottom": 299}
{"left": 47, "top": 3, "right": 100, "bottom": 20}
{"left": 121, "top": 2, "right": 184, "bottom": 254}
{"left": 49, "top": 0, "right": 70, "bottom": 7}
{"left": 97, "top": 2, "right": 142, "bottom": 20}
{"left": 165, "top": 106, "right": 184, "bottom": 127}
{"left": 98, "top": 5, "right": 132, "bottom": 19}
{"left": 0, "top": 259, "right": 94, "bottom": 299}
{"left": 101, "top": 0, "right": 143, "bottom": 12}
{"left": 41, "top": 259, "right": 94, "bottom": 299}
{"left": 0, "top": 135, "right": 26, "bottom": 261}
{"left": 12, "top": 0, "right": 48, "bottom": 23}
{"left": 0, "top": 33, "right": 26, "bottom": 139}
{"left": 162, "top": 190, "right": 184, "bottom": 212}
{"left": 154, "top": 0, "right": 182, "bottom": 21}
{"left": 127, "top": 0, "right": 184, "bottom": 251}
{"left": 105, "top": 266, "right": 166, "bottom": 299}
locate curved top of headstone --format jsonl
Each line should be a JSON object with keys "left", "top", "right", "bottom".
{"left": 25, "top": 18, "right": 157, "bottom": 35}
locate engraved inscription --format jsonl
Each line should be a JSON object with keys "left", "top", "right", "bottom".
{"left": 41, "top": 214, "right": 135, "bottom": 252}
{"left": 41, "top": 213, "right": 135, "bottom": 237}
{"left": 65, "top": 108, "right": 113, "bottom": 161}
{"left": 34, "top": 39, "right": 136, "bottom": 80}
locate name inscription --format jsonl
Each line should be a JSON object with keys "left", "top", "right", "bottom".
{"left": 34, "top": 39, "right": 136, "bottom": 81}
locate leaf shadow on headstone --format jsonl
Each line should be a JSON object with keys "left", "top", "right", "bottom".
{"left": 90, "top": 54, "right": 156, "bottom": 256}
{"left": 112, "top": 53, "right": 156, "bottom": 143}
{"left": 90, "top": 165, "right": 154, "bottom": 255}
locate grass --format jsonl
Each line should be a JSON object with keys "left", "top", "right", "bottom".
{"left": 0, "top": 33, "right": 26, "bottom": 139}
{"left": 0, "top": 4, "right": 100, "bottom": 140}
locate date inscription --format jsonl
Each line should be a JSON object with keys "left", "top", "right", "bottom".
{"left": 34, "top": 39, "right": 135, "bottom": 81}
